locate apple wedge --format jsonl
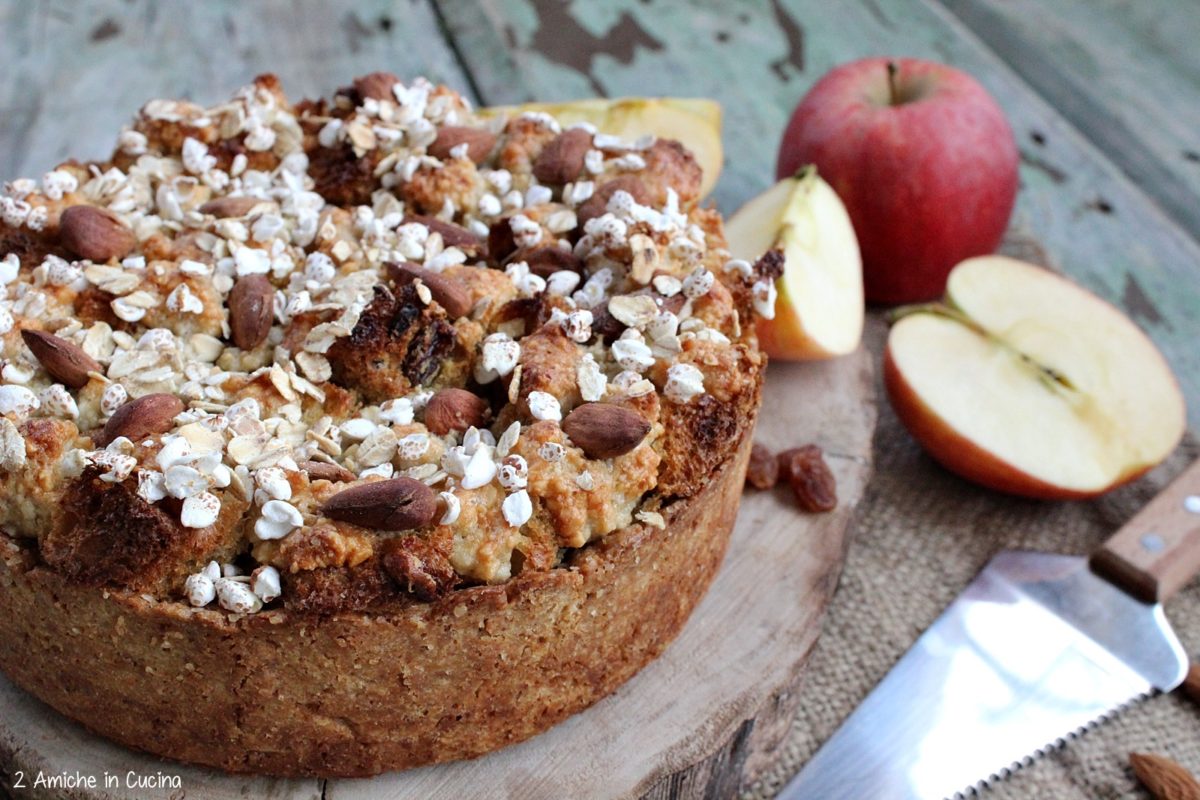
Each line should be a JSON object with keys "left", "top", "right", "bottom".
{"left": 885, "top": 255, "right": 1185, "bottom": 499}
{"left": 481, "top": 97, "right": 723, "bottom": 199}
{"left": 725, "top": 168, "right": 864, "bottom": 360}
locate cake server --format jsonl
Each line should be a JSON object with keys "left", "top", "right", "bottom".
{"left": 779, "top": 459, "right": 1200, "bottom": 800}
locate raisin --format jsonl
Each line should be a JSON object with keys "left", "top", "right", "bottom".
{"left": 746, "top": 443, "right": 779, "bottom": 490}
{"left": 778, "top": 445, "right": 837, "bottom": 513}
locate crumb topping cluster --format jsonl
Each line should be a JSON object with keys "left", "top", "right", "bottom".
{"left": 0, "top": 73, "right": 778, "bottom": 615}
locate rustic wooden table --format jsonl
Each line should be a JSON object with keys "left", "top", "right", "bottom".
{"left": 1, "top": 1, "right": 1197, "bottom": 798}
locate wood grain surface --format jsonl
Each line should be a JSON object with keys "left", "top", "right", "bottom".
{"left": 939, "top": 0, "right": 1200, "bottom": 243}
{"left": 0, "top": 350, "right": 876, "bottom": 800}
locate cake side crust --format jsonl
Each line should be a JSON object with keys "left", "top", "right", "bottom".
{"left": 0, "top": 410, "right": 756, "bottom": 777}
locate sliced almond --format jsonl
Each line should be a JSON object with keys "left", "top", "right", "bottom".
{"left": 424, "top": 388, "right": 491, "bottom": 435}
{"left": 199, "top": 196, "right": 269, "bottom": 218}
{"left": 607, "top": 294, "right": 658, "bottom": 329}
{"left": 345, "top": 121, "right": 377, "bottom": 153}
{"left": 20, "top": 329, "right": 102, "bottom": 389}
{"left": 427, "top": 126, "right": 497, "bottom": 164}
{"left": 228, "top": 274, "right": 274, "bottom": 350}
{"left": 533, "top": 128, "right": 592, "bottom": 185}
{"left": 562, "top": 403, "right": 651, "bottom": 459}
{"left": 320, "top": 477, "right": 438, "bottom": 531}
{"left": 58, "top": 205, "right": 137, "bottom": 262}
{"left": 387, "top": 262, "right": 472, "bottom": 319}
{"left": 98, "top": 393, "right": 184, "bottom": 446}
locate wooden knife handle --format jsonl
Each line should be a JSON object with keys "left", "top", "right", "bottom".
{"left": 1090, "top": 459, "right": 1200, "bottom": 604}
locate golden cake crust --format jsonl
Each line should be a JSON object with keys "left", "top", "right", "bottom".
{"left": 0, "top": 426, "right": 754, "bottom": 777}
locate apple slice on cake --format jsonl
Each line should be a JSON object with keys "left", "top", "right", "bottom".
{"left": 726, "top": 168, "right": 864, "bottom": 360}
{"left": 481, "top": 97, "right": 723, "bottom": 199}
{"left": 885, "top": 255, "right": 1185, "bottom": 499}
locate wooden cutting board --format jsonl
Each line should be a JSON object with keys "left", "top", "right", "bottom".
{"left": 0, "top": 350, "right": 876, "bottom": 800}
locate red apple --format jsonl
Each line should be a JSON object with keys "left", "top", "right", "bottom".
{"left": 777, "top": 57, "right": 1019, "bottom": 305}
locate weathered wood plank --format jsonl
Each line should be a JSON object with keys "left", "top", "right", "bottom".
{"left": 937, "top": 0, "right": 1200, "bottom": 244}
{"left": 436, "top": 0, "right": 1200, "bottom": 425}
{"left": 0, "top": 0, "right": 475, "bottom": 180}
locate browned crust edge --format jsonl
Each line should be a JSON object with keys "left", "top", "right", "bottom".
{"left": 0, "top": 407, "right": 757, "bottom": 778}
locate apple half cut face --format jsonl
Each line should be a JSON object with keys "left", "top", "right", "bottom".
{"left": 725, "top": 168, "right": 864, "bottom": 360}
{"left": 885, "top": 255, "right": 1185, "bottom": 499}
{"left": 480, "top": 97, "right": 723, "bottom": 199}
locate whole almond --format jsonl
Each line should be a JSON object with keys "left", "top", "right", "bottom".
{"left": 533, "top": 128, "right": 593, "bottom": 185}
{"left": 199, "top": 196, "right": 268, "bottom": 218}
{"left": 320, "top": 477, "right": 437, "bottom": 531}
{"left": 388, "top": 262, "right": 472, "bottom": 318}
{"left": 519, "top": 245, "right": 584, "bottom": 277}
{"left": 1130, "top": 752, "right": 1200, "bottom": 800}
{"left": 577, "top": 175, "right": 651, "bottom": 227}
{"left": 58, "top": 205, "right": 136, "bottom": 262}
{"left": 424, "top": 388, "right": 491, "bottom": 435}
{"left": 427, "top": 126, "right": 497, "bottom": 164}
{"left": 353, "top": 70, "right": 401, "bottom": 101}
{"left": 298, "top": 460, "right": 356, "bottom": 483}
{"left": 20, "top": 329, "right": 101, "bottom": 389}
{"left": 403, "top": 215, "right": 485, "bottom": 253}
{"left": 99, "top": 393, "right": 184, "bottom": 446}
{"left": 562, "top": 403, "right": 651, "bottom": 460}
{"left": 228, "top": 274, "right": 274, "bottom": 350}
{"left": 400, "top": 214, "right": 480, "bottom": 257}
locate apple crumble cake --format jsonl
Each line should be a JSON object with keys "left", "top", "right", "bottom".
{"left": 0, "top": 72, "right": 777, "bottom": 776}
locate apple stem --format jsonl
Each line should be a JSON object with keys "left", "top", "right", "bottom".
{"left": 792, "top": 164, "right": 817, "bottom": 182}
{"left": 887, "top": 61, "right": 900, "bottom": 106}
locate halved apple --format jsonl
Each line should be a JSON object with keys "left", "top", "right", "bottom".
{"left": 481, "top": 97, "right": 723, "bottom": 199}
{"left": 725, "top": 168, "right": 864, "bottom": 360}
{"left": 885, "top": 255, "right": 1185, "bottom": 499}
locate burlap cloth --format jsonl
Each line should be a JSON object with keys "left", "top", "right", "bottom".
{"left": 744, "top": 316, "right": 1200, "bottom": 800}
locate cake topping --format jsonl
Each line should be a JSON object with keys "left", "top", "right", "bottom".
{"left": 227, "top": 275, "right": 275, "bottom": 350}
{"left": 180, "top": 492, "right": 221, "bottom": 529}
{"left": 424, "top": 388, "right": 491, "bottom": 435}
{"left": 561, "top": 403, "right": 651, "bottom": 460}
{"left": 214, "top": 577, "right": 262, "bottom": 614}
{"left": 321, "top": 477, "right": 438, "bottom": 531}
{"left": 0, "top": 72, "right": 774, "bottom": 612}
{"left": 99, "top": 393, "right": 185, "bottom": 446}
{"left": 20, "top": 329, "right": 101, "bottom": 389}
{"left": 184, "top": 571, "right": 216, "bottom": 607}
{"left": 58, "top": 205, "right": 137, "bottom": 262}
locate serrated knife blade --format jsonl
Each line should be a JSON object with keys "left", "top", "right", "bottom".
{"left": 779, "top": 460, "right": 1200, "bottom": 800}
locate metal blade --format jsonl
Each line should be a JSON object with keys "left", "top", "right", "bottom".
{"left": 780, "top": 551, "right": 1187, "bottom": 800}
